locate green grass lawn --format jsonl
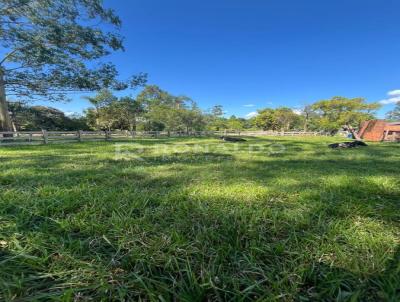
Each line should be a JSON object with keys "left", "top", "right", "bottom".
{"left": 0, "top": 136, "right": 399, "bottom": 301}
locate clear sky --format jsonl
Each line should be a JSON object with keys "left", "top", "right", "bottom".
{"left": 48, "top": 0, "right": 400, "bottom": 118}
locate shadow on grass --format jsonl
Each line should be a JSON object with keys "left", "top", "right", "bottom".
{"left": 2, "top": 178, "right": 397, "bottom": 300}
{"left": 0, "top": 139, "right": 399, "bottom": 300}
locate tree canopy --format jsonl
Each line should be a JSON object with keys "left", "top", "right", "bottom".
{"left": 8, "top": 101, "right": 88, "bottom": 131}
{"left": 253, "top": 107, "right": 301, "bottom": 131}
{"left": 5, "top": 90, "right": 383, "bottom": 134}
{"left": 82, "top": 86, "right": 206, "bottom": 133}
{"left": 0, "top": 0, "right": 146, "bottom": 130}
{"left": 311, "top": 96, "right": 380, "bottom": 137}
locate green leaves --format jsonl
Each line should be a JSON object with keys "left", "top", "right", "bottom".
{"left": 0, "top": 0, "right": 145, "bottom": 102}
{"left": 251, "top": 97, "right": 381, "bottom": 134}
{"left": 311, "top": 97, "right": 381, "bottom": 133}
{"left": 8, "top": 101, "right": 89, "bottom": 131}
{"left": 254, "top": 107, "right": 301, "bottom": 131}
{"left": 137, "top": 85, "right": 205, "bottom": 132}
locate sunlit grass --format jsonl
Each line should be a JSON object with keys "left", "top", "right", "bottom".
{"left": 0, "top": 136, "right": 399, "bottom": 301}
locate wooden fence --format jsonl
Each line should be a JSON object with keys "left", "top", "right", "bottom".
{"left": 0, "top": 130, "right": 324, "bottom": 146}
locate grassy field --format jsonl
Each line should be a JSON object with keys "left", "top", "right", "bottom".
{"left": 0, "top": 136, "right": 399, "bottom": 301}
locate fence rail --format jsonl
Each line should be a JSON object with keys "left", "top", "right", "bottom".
{"left": 0, "top": 130, "right": 324, "bottom": 146}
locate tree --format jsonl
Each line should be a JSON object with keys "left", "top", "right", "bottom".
{"left": 254, "top": 108, "right": 277, "bottom": 130}
{"left": 8, "top": 101, "right": 89, "bottom": 131}
{"left": 82, "top": 85, "right": 207, "bottom": 133}
{"left": 0, "top": 0, "right": 146, "bottom": 131}
{"left": 97, "top": 102, "right": 121, "bottom": 131}
{"left": 253, "top": 107, "right": 301, "bottom": 131}
{"left": 84, "top": 89, "right": 118, "bottom": 130}
{"left": 298, "top": 105, "right": 319, "bottom": 132}
{"left": 211, "top": 105, "right": 224, "bottom": 117}
{"left": 84, "top": 92, "right": 145, "bottom": 131}
{"left": 180, "top": 104, "right": 206, "bottom": 133}
{"left": 206, "top": 105, "right": 228, "bottom": 130}
{"left": 385, "top": 102, "right": 400, "bottom": 121}
{"left": 311, "top": 96, "right": 380, "bottom": 139}
{"left": 117, "top": 96, "right": 145, "bottom": 131}
{"left": 136, "top": 85, "right": 204, "bottom": 134}
{"left": 137, "top": 85, "right": 180, "bottom": 134}
{"left": 274, "top": 107, "right": 301, "bottom": 131}
{"left": 226, "top": 115, "right": 245, "bottom": 130}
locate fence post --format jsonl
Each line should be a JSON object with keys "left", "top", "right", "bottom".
{"left": 42, "top": 130, "right": 48, "bottom": 144}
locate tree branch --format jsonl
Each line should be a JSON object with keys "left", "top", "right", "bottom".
{"left": 0, "top": 48, "right": 20, "bottom": 66}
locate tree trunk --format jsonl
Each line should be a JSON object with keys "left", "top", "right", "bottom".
{"left": 131, "top": 116, "right": 137, "bottom": 132}
{"left": 347, "top": 124, "right": 361, "bottom": 140}
{"left": 303, "top": 119, "right": 308, "bottom": 132}
{"left": 0, "top": 68, "right": 13, "bottom": 132}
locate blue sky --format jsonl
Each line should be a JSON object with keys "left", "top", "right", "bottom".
{"left": 47, "top": 0, "right": 400, "bottom": 118}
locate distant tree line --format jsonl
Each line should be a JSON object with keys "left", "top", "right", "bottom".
{"left": 7, "top": 86, "right": 389, "bottom": 138}
{"left": 0, "top": 1, "right": 392, "bottom": 137}
{"left": 8, "top": 102, "right": 88, "bottom": 131}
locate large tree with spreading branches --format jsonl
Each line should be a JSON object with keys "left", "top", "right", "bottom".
{"left": 311, "top": 96, "right": 380, "bottom": 139}
{"left": 0, "top": 0, "right": 146, "bottom": 131}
